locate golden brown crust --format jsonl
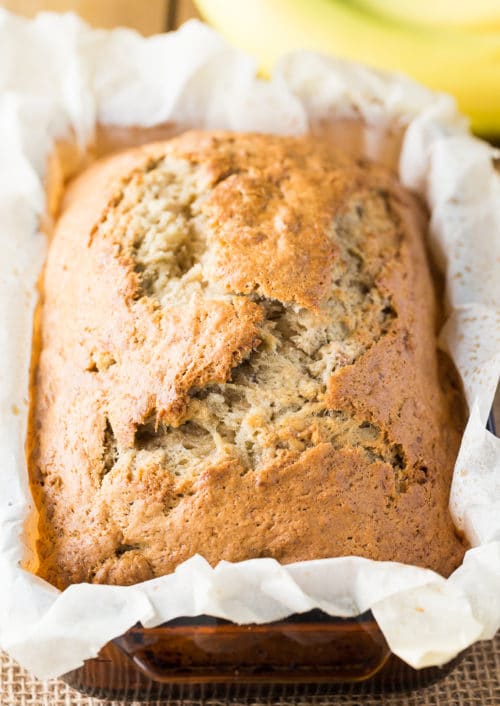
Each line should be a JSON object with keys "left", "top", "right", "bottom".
{"left": 30, "top": 131, "right": 466, "bottom": 589}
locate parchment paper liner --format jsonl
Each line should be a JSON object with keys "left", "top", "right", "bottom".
{"left": 0, "top": 11, "right": 499, "bottom": 679}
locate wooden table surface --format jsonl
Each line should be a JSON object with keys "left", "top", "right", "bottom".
{"left": 0, "top": 0, "right": 199, "bottom": 32}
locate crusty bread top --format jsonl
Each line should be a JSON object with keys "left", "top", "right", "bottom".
{"left": 31, "top": 131, "right": 465, "bottom": 588}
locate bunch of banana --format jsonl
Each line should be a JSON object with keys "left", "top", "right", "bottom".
{"left": 195, "top": 0, "right": 500, "bottom": 137}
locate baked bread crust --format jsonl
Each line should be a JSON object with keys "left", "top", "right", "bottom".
{"left": 30, "top": 131, "right": 465, "bottom": 588}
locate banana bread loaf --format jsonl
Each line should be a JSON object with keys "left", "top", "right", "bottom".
{"left": 30, "top": 131, "right": 466, "bottom": 589}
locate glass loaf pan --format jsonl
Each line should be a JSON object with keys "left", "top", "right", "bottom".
{"left": 62, "top": 611, "right": 463, "bottom": 701}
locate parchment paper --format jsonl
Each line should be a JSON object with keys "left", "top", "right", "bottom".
{"left": 0, "top": 10, "right": 499, "bottom": 680}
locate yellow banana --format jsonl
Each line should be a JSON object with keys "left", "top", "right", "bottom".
{"left": 357, "top": 0, "right": 500, "bottom": 32}
{"left": 195, "top": 0, "right": 500, "bottom": 137}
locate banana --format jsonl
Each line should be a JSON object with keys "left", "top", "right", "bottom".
{"left": 357, "top": 0, "right": 500, "bottom": 32}
{"left": 194, "top": 0, "right": 500, "bottom": 136}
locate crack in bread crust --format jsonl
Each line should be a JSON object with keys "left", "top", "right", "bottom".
{"left": 98, "top": 166, "right": 405, "bottom": 491}
{"left": 31, "top": 131, "right": 466, "bottom": 588}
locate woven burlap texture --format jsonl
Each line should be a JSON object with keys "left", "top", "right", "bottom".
{"left": 1, "top": 634, "right": 499, "bottom": 706}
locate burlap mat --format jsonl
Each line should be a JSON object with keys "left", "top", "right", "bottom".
{"left": 0, "top": 634, "right": 499, "bottom": 706}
